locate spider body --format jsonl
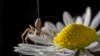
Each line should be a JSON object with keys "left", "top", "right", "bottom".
{"left": 21, "top": 19, "right": 42, "bottom": 43}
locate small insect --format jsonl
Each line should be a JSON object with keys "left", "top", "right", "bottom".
{"left": 21, "top": 18, "right": 42, "bottom": 43}
{"left": 21, "top": 0, "right": 52, "bottom": 44}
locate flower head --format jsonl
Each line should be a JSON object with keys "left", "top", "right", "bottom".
{"left": 53, "top": 23, "right": 96, "bottom": 49}
{"left": 14, "top": 7, "right": 100, "bottom": 56}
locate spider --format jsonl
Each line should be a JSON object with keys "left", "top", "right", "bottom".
{"left": 21, "top": 18, "right": 43, "bottom": 43}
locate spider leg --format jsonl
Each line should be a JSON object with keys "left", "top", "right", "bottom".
{"left": 25, "top": 29, "right": 35, "bottom": 44}
{"left": 29, "top": 24, "right": 35, "bottom": 30}
{"left": 21, "top": 24, "right": 36, "bottom": 43}
{"left": 21, "top": 28, "right": 30, "bottom": 43}
{"left": 29, "top": 24, "right": 36, "bottom": 34}
{"left": 25, "top": 31, "right": 29, "bottom": 44}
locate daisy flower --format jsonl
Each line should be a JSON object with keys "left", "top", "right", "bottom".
{"left": 14, "top": 7, "right": 100, "bottom": 56}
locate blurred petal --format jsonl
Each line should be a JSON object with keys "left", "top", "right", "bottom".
{"left": 56, "top": 22, "right": 64, "bottom": 32}
{"left": 14, "top": 44, "right": 48, "bottom": 52}
{"left": 42, "top": 21, "right": 57, "bottom": 37}
{"left": 55, "top": 53, "right": 72, "bottom": 56}
{"left": 56, "top": 48, "right": 76, "bottom": 53}
{"left": 14, "top": 45, "right": 73, "bottom": 56}
{"left": 18, "top": 43, "right": 47, "bottom": 49}
{"left": 89, "top": 42, "right": 100, "bottom": 52}
{"left": 79, "top": 50, "right": 93, "bottom": 56}
{"left": 15, "top": 48, "right": 43, "bottom": 54}
{"left": 28, "top": 34, "right": 53, "bottom": 45}
{"left": 14, "top": 49, "right": 43, "bottom": 55}
{"left": 44, "top": 21, "right": 57, "bottom": 31}
{"left": 40, "top": 47, "right": 75, "bottom": 56}
{"left": 79, "top": 51, "right": 87, "bottom": 56}
{"left": 14, "top": 44, "right": 46, "bottom": 55}
{"left": 92, "top": 48, "right": 100, "bottom": 52}
{"left": 96, "top": 30, "right": 100, "bottom": 41}
{"left": 75, "top": 16, "right": 83, "bottom": 24}
{"left": 63, "top": 11, "right": 73, "bottom": 25}
{"left": 90, "top": 11, "right": 100, "bottom": 29}
{"left": 85, "top": 42, "right": 98, "bottom": 49}
{"left": 96, "top": 30, "right": 100, "bottom": 36}
{"left": 97, "top": 37, "right": 100, "bottom": 42}
{"left": 14, "top": 48, "right": 44, "bottom": 56}
{"left": 83, "top": 7, "right": 91, "bottom": 26}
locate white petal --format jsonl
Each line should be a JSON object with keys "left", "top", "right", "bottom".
{"left": 41, "top": 46, "right": 75, "bottom": 54}
{"left": 97, "top": 37, "right": 100, "bottom": 42}
{"left": 40, "top": 46, "right": 75, "bottom": 56}
{"left": 52, "top": 48, "right": 75, "bottom": 56}
{"left": 96, "top": 30, "right": 100, "bottom": 41}
{"left": 14, "top": 47, "right": 43, "bottom": 55}
{"left": 18, "top": 43, "right": 47, "bottom": 49}
{"left": 90, "top": 11, "right": 100, "bottom": 29}
{"left": 56, "top": 22, "right": 64, "bottom": 32}
{"left": 28, "top": 34, "right": 53, "bottom": 45}
{"left": 55, "top": 53, "right": 72, "bottom": 56}
{"left": 79, "top": 51, "right": 87, "bottom": 56}
{"left": 89, "top": 42, "right": 100, "bottom": 52}
{"left": 79, "top": 50, "right": 93, "bottom": 56}
{"left": 14, "top": 49, "right": 43, "bottom": 55}
{"left": 92, "top": 48, "right": 100, "bottom": 52}
{"left": 63, "top": 11, "right": 73, "bottom": 25}
{"left": 14, "top": 44, "right": 48, "bottom": 52}
{"left": 96, "top": 30, "right": 100, "bottom": 36}
{"left": 83, "top": 7, "right": 91, "bottom": 26}
{"left": 14, "top": 44, "right": 49, "bottom": 55}
{"left": 68, "top": 53, "right": 75, "bottom": 56}
{"left": 85, "top": 42, "right": 98, "bottom": 49}
{"left": 59, "top": 48, "right": 76, "bottom": 54}
{"left": 14, "top": 44, "right": 74, "bottom": 56}
{"left": 42, "top": 21, "right": 57, "bottom": 37}
{"left": 75, "top": 16, "right": 83, "bottom": 24}
{"left": 44, "top": 21, "right": 57, "bottom": 32}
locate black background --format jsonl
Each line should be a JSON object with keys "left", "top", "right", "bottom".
{"left": 1, "top": 0, "right": 100, "bottom": 56}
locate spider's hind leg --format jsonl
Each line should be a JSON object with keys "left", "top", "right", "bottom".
{"left": 25, "top": 29, "right": 36, "bottom": 43}
{"left": 21, "top": 28, "right": 30, "bottom": 43}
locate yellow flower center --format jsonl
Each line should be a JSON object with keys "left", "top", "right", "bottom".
{"left": 53, "top": 23, "right": 96, "bottom": 49}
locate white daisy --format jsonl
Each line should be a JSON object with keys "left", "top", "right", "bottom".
{"left": 14, "top": 7, "right": 100, "bottom": 56}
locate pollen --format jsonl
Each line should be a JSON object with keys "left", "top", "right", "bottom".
{"left": 53, "top": 23, "right": 96, "bottom": 49}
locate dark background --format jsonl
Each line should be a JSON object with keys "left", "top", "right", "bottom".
{"left": 1, "top": 0, "right": 100, "bottom": 56}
